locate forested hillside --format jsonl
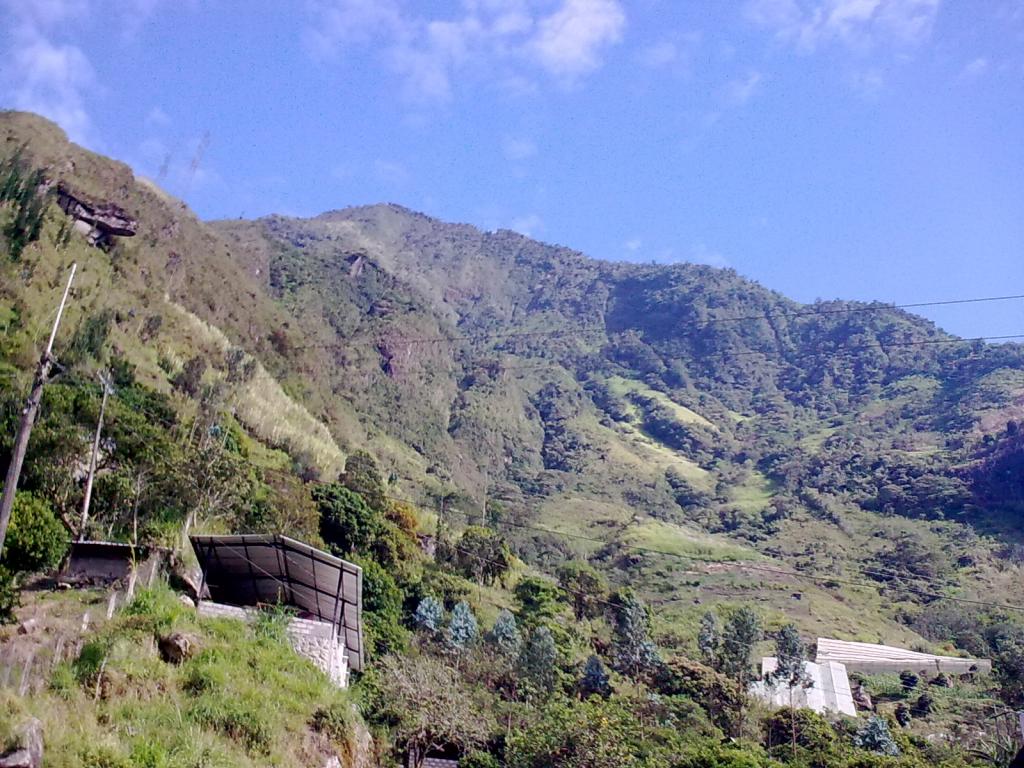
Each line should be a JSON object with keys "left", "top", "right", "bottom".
{"left": 2, "top": 111, "right": 1024, "bottom": 765}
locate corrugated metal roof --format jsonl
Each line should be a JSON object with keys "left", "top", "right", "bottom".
{"left": 190, "top": 534, "right": 364, "bottom": 671}
{"left": 816, "top": 638, "right": 990, "bottom": 675}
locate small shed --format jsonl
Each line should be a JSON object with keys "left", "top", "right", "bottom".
{"left": 190, "top": 534, "right": 364, "bottom": 673}
{"left": 62, "top": 540, "right": 166, "bottom": 586}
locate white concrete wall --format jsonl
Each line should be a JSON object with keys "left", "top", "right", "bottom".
{"left": 197, "top": 601, "right": 349, "bottom": 687}
{"left": 751, "top": 658, "right": 857, "bottom": 717}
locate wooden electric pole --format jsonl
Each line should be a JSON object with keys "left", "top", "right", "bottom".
{"left": 78, "top": 369, "right": 112, "bottom": 540}
{"left": 0, "top": 263, "right": 77, "bottom": 557}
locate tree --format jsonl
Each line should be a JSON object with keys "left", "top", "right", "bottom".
{"left": 314, "top": 484, "right": 382, "bottom": 555}
{"left": 854, "top": 715, "right": 900, "bottom": 756}
{"left": 370, "top": 654, "right": 492, "bottom": 768}
{"left": 3, "top": 491, "right": 68, "bottom": 573}
{"left": 579, "top": 654, "right": 612, "bottom": 699}
{"left": 556, "top": 561, "right": 608, "bottom": 620}
{"left": 172, "top": 355, "right": 207, "bottom": 398}
{"left": 414, "top": 596, "right": 444, "bottom": 634}
{"left": 994, "top": 639, "right": 1024, "bottom": 707}
{"left": 455, "top": 527, "right": 512, "bottom": 585}
{"left": 488, "top": 609, "right": 522, "bottom": 660}
{"left": 611, "top": 590, "right": 660, "bottom": 679}
{"left": 505, "top": 698, "right": 650, "bottom": 768}
{"left": 720, "top": 607, "right": 761, "bottom": 687}
{"left": 698, "top": 611, "right": 720, "bottom": 668}
{"left": 768, "top": 623, "right": 812, "bottom": 759}
{"left": 339, "top": 450, "right": 387, "bottom": 512}
{"left": 446, "top": 601, "right": 478, "bottom": 652}
{"left": 517, "top": 626, "right": 558, "bottom": 694}
{"left": 351, "top": 555, "right": 408, "bottom": 657}
{"left": 514, "top": 577, "right": 560, "bottom": 628}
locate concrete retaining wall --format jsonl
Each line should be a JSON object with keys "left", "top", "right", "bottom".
{"left": 197, "top": 601, "right": 349, "bottom": 687}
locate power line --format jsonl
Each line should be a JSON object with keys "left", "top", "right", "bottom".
{"left": 287, "top": 292, "right": 1024, "bottom": 351}
{"left": 422, "top": 501, "right": 1024, "bottom": 616}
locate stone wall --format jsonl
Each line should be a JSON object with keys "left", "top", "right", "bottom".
{"left": 197, "top": 601, "right": 349, "bottom": 687}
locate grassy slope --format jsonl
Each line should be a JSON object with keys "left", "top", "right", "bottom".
{"left": 0, "top": 586, "right": 361, "bottom": 768}
{"left": 5, "top": 112, "right": 1023, "bottom": 653}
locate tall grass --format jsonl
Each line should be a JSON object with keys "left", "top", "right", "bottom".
{"left": 6, "top": 586, "right": 359, "bottom": 768}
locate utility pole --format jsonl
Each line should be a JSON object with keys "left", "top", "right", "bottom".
{"left": 0, "top": 263, "right": 77, "bottom": 557}
{"left": 78, "top": 369, "right": 112, "bottom": 540}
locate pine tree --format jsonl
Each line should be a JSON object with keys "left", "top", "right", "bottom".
{"left": 446, "top": 601, "right": 478, "bottom": 651}
{"left": 698, "top": 611, "right": 720, "bottom": 668}
{"left": 768, "top": 623, "right": 812, "bottom": 759}
{"left": 579, "top": 654, "right": 612, "bottom": 699}
{"left": 720, "top": 607, "right": 761, "bottom": 687}
{"left": 854, "top": 715, "right": 900, "bottom": 755}
{"left": 770, "top": 624, "right": 811, "bottom": 691}
{"left": 517, "top": 626, "right": 557, "bottom": 693}
{"left": 487, "top": 609, "right": 522, "bottom": 660}
{"left": 612, "top": 591, "right": 661, "bottom": 679}
{"left": 414, "top": 596, "right": 444, "bottom": 634}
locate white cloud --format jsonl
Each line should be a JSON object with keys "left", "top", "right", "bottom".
{"left": 0, "top": 0, "right": 173, "bottom": 143}
{"left": 306, "top": 0, "right": 626, "bottom": 101}
{"left": 0, "top": 0, "right": 95, "bottom": 141}
{"left": 531, "top": 0, "right": 626, "bottom": 80}
{"left": 743, "top": 0, "right": 941, "bottom": 52}
{"left": 511, "top": 213, "right": 543, "bottom": 236}
{"left": 723, "top": 70, "right": 764, "bottom": 105}
{"left": 502, "top": 136, "right": 537, "bottom": 161}
{"left": 7, "top": 31, "right": 95, "bottom": 142}
{"left": 624, "top": 237, "right": 642, "bottom": 253}
{"left": 958, "top": 57, "right": 989, "bottom": 80}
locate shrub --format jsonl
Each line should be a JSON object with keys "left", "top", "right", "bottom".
{"left": 0, "top": 566, "right": 18, "bottom": 624}
{"left": 854, "top": 715, "right": 900, "bottom": 756}
{"left": 4, "top": 491, "right": 68, "bottom": 574}
{"left": 414, "top": 596, "right": 444, "bottom": 633}
{"left": 763, "top": 708, "right": 838, "bottom": 753}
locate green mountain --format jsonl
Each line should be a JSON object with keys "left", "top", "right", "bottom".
{"left": 2, "top": 114, "right": 1024, "bottom": 766}
{"left": 3, "top": 111, "right": 1023, "bottom": 646}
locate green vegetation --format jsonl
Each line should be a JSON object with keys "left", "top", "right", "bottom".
{"left": 0, "top": 112, "right": 1022, "bottom": 764}
{"left": 3, "top": 586, "right": 359, "bottom": 767}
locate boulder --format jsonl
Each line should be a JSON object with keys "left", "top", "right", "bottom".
{"left": 0, "top": 718, "right": 43, "bottom": 768}
{"left": 158, "top": 632, "right": 197, "bottom": 665}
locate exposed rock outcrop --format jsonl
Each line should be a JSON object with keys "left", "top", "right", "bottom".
{"left": 55, "top": 183, "right": 137, "bottom": 249}
{"left": 0, "top": 718, "right": 43, "bottom": 768}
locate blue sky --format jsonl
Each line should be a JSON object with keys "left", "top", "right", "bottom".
{"left": 2, "top": 0, "right": 1022, "bottom": 338}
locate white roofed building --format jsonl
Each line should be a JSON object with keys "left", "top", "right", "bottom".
{"left": 816, "top": 638, "right": 991, "bottom": 676}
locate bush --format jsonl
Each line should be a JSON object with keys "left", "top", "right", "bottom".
{"left": 0, "top": 566, "right": 18, "bottom": 624}
{"left": 461, "top": 750, "right": 501, "bottom": 768}
{"left": 763, "top": 707, "right": 838, "bottom": 753}
{"left": 4, "top": 491, "right": 68, "bottom": 574}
